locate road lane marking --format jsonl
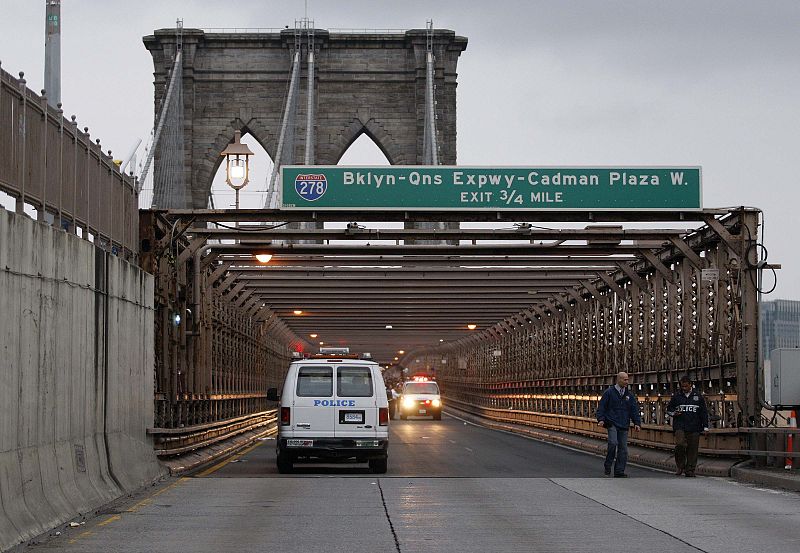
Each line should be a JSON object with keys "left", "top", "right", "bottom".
{"left": 150, "top": 477, "right": 189, "bottom": 498}
{"left": 196, "top": 441, "right": 263, "bottom": 477}
{"left": 97, "top": 515, "right": 121, "bottom": 527}
{"left": 68, "top": 530, "right": 94, "bottom": 544}
{"left": 62, "top": 475, "right": 191, "bottom": 546}
{"left": 125, "top": 498, "right": 151, "bottom": 512}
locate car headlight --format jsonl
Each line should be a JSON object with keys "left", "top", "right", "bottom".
{"left": 402, "top": 397, "right": 415, "bottom": 409}
{"left": 432, "top": 399, "right": 441, "bottom": 408}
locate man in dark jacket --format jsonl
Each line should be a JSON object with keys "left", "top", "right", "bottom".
{"left": 666, "top": 375, "right": 709, "bottom": 477}
{"left": 596, "top": 372, "right": 642, "bottom": 477}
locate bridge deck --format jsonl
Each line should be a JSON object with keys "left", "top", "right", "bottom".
{"left": 31, "top": 416, "right": 800, "bottom": 553}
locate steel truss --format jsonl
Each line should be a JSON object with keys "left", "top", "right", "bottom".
{"left": 141, "top": 207, "right": 782, "bottom": 458}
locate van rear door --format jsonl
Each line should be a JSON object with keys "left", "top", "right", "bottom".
{"left": 333, "top": 365, "right": 377, "bottom": 438}
{"left": 292, "top": 365, "right": 334, "bottom": 437}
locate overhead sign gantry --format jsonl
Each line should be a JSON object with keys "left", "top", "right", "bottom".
{"left": 282, "top": 166, "right": 702, "bottom": 210}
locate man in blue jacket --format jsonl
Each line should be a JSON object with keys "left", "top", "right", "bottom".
{"left": 666, "top": 375, "right": 709, "bottom": 477}
{"left": 596, "top": 371, "right": 642, "bottom": 477}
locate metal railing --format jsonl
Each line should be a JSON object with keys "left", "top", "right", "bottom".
{"left": 0, "top": 64, "right": 139, "bottom": 258}
{"left": 200, "top": 27, "right": 286, "bottom": 33}
{"left": 200, "top": 27, "right": 408, "bottom": 34}
{"left": 445, "top": 397, "right": 800, "bottom": 468}
{"left": 148, "top": 410, "right": 277, "bottom": 456}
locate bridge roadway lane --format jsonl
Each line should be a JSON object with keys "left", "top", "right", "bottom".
{"left": 32, "top": 415, "right": 800, "bottom": 553}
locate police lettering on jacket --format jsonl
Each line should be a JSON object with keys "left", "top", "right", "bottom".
{"left": 666, "top": 388, "right": 709, "bottom": 433}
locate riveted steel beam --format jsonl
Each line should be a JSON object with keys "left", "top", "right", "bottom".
{"left": 162, "top": 208, "right": 726, "bottom": 224}
{"left": 596, "top": 271, "right": 626, "bottom": 297}
{"left": 189, "top": 227, "right": 691, "bottom": 242}
{"left": 640, "top": 249, "right": 675, "bottom": 284}
{"left": 216, "top": 255, "right": 637, "bottom": 268}
{"left": 617, "top": 262, "right": 650, "bottom": 290}
{"left": 668, "top": 237, "right": 705, "bottom": 269}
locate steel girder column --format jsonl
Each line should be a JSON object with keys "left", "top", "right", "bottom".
{"left": 737, "top": 209, "right": 762, "bottom": 426}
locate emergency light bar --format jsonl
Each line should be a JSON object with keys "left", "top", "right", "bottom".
{"left": 319, "top": 347, "right": 350, "bottom": 354}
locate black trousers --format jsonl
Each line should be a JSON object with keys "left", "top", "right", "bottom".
{"left": 674, "top": 429, "right": 700, "bottom": 473}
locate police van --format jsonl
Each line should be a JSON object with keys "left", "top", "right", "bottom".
{"left": 266, "top": 348, "right": 390, "bottom": 474}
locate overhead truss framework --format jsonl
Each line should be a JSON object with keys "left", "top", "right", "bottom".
{"left": 141, "top": 207, "right": 780, "bottom": 456}
{"left": 142, "top": 207, "right": 759, "bottom": 359}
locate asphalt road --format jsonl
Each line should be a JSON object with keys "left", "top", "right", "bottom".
{"left": 29, "top": 414, "right": 800, "bottom": 553}
{"left": 205, "top": 413, "right": 662, "bottom": 478}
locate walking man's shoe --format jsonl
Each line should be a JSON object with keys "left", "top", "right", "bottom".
{"left": 675, "top": 468, "right": 684, "bottom": 476}
{"left": 604, "top": 468, "right": 612, "bottom": 476}
{"left": 684, "top": 471, "right": 696, "bottom": 477}
{"left": 613, "top": 473, "right": 628, "bottom": 478}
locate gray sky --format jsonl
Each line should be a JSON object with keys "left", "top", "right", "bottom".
{"left": 1, "top": 1, "right": 798, "bottom": 297}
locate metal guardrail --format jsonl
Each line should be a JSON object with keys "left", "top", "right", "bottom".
{"left": 0, "top": 64, "right": 139, "bottom": 258}
{"left": 328, "top": 28, "right": 408, "bottom": 34}
{"left": 148, "top": 410, "right": 277, "bottom": 456}
{"left": 443, "top": 397, "right": 800, "bottom": 463}
{"left": 200, "top": 27, "right": 408, "bottom": 34}
{"left": 200, "top": 27, "right": 286, "bottom": 33}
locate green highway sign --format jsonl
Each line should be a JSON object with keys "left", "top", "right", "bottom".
{"left": 281, "top": 166, "right": 702, "bottom": 210}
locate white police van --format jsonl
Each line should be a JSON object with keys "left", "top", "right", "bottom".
{"left": 266, "top": 348, "right": 390, "bottom": 474}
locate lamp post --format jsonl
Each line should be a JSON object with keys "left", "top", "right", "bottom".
{"left": 220, "top": 130, "right": 255, "bottom": 209}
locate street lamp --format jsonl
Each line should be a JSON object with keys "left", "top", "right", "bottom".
{"left": 220, "top": 130, "right": 254, "bottom": 209}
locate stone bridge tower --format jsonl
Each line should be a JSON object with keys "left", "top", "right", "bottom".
{"left": 144, "top": 28, "right": 468, "bottom": 208}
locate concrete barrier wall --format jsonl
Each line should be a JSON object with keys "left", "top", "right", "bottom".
{"left": 0, "top": 209, "right": 164, "bottom": 551}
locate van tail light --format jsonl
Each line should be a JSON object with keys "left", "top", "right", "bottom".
{"left": 280, "top": 407, "right": 291, "bottom": 426}
{"left": 379, "top": 407, "right": 389, "bottom": 426}
{"left": 424, "top": 400, "right": 432, "bottom": 405}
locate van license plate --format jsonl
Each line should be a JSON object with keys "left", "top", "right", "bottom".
{"left": 339, "top": 410, "right": 365, "bottom": 424}
{"left": 418, "top": 409, "right": 427, "bottom": 415}
{"left": 287, "top": 439, "right": 313, "bottom": 447}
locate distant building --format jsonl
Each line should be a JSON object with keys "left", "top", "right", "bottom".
{"left": 761, "top": 299, "right": 800, "bottom": 359}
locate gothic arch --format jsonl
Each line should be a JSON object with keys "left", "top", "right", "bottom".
{"left": 195, "top": 118, "right": 277, "bottom": 207}
{"left": 330, "top": 117, "right": 403, "bottom": 165}
{"left": 145, "top": 28, "right": 467, "bottom": 208}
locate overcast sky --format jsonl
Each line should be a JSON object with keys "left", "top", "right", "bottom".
{"left": 1, "top": 1, "right": 798, "bottom": 298}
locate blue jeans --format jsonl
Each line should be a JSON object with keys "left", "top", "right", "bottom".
{"left": 604, "top": 426, "right": 629, "bottom": 475}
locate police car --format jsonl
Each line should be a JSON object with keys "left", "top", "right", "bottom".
{"left": 399, "top": 377, "right": 442, "bottom": 420}
{"left": 266, "top": 348, "right": 389, "bottom": 474}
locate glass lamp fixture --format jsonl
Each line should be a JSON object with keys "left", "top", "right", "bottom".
{"left": 220, "top": 130, "right": 255, "bottom": 208}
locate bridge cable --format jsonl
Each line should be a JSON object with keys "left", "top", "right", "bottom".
{"left": 415, "top": 20, "right": 450, "bottom": 244}
{"left": 140, "top": 20, "right": 187, "bottom": 208}
{"left": 304, "top": 19, "right": 316, "bottom": 165}
{"left": 264, "top": 49, "right": 301, "bottom": 209}
{"left": 424, "top": 19, "right": 439, "bottom": 165}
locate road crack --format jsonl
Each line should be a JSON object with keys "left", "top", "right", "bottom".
{"left": 549, "top": 479, "right": 709, "bottom": 552}
{"left": 377, "top": 479, "right": 402, "bottom": 553}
